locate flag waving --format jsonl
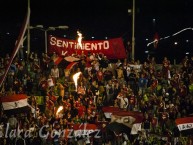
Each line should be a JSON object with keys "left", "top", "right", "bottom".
{"left": 102, "top": 106, "right": 120, "bottom": 119}
{"left": 175, "top": 117, "right": 193, "bottom": 131}
{"left": 111, "top": 111, "right": 144, "bottom": 128}
{"left": 0, "top": 8, "right": 30, "bottom": 88}
{"left": 0, "top": 94, "right": 31, "bottom": 115}
{"left": 153, "top": 32, "right": 159, "bottom": 48}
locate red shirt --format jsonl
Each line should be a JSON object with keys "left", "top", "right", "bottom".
{"left": 97, "top": 70, "right": 103, "bottom": 81}
{"left": 78, "top": 105, "right": 86, "bottom": 117}
{"left": 151, "top": 117, "right": 158, "bottom": 127}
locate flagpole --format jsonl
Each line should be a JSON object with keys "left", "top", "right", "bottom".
{"left": 27, "top": 0, "right": 31, "bottom": 59}
{"left": 131, "top": 0, "right": 135, "bottom": 61}
{"left": 45, "top": 30, "right": 48, "bottom": 54}
{"left": 0, "top": 8, "right": 30, "bottom": 88}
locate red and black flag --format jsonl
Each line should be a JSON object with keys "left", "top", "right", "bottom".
{"left": 153, "top": 32, "right": 159, "bottom": 48}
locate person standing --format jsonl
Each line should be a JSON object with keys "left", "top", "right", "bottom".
{"left": 138, "top": 73, "right": 148, "bottom": 96}
{"left": 51, "top": 65, "right": 59, "bottom": 84}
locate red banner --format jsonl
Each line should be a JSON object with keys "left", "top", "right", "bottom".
{"left": 175, "top": 117, "right": 193, "bottom": 131}
{"left": 48, "top": 36, "right": 127, "bottom": 59}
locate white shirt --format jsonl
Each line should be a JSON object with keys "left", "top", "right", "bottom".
{"left": 51, "top": 68, "right": 59, "bottom": 78}
{"left": 117, "top": 95, "right": 128, "bottom": 109}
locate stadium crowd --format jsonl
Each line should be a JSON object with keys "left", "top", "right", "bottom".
{"left": 0, "top": 51, "right": 193, "bottom": 145}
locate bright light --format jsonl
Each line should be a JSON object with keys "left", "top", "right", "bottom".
{"left": 77, "top": 31, "right": 83, "bottom": 49}
{"left": 145, "top": 51, "right": 149, "bottom": 54}
{"left": 186, "top": 52, "right": 189, "bottom": 55}
{"left": 92, "top": 36, "right": 95, "bottom": 39}
{"left": 105, "top": 37, "right": 108, "bottom": 39}
{"left": 58, "top": 26, "right": 69, "bottom": 29}
{"left": 73, "top": 72, "right": 81, "bottom": 92}
{"left": 48, "top": 27, "right": 56, "bottom": 31}
{"left": 6, "top": 32, "right": 10, "bottom": 35}
{"left": 128, "top": 9, "right": 132, "bottom": 13}
{"left": 146, "top": 38, "right": 149, "bottom": 41}
{"left": 56, "top": 106, "right": 63, "bottom": 116}
{"left": 36, "top": 25, "right": 44, "bottom": 29}
{"left": 174, "top": 42, "right": 178, "bottom": 45}
{"left": 186, "top": 40, "right": 189, "bottom": 43}
{"left": 64, "top": 35, "right": 67, "bottom": 37}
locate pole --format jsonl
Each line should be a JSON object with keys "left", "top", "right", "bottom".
{"left": 131, "top": 0, "right": 135, "bottom": 61}
{"left": 45, "top": 30, "right": 48, "bottom": 54}
{"left": 27, "top": 0, "right": 30, "bottom": 59}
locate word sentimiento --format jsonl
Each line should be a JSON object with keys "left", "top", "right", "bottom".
{"left": 50, "top": 36, "right": 110, "bottom": 51}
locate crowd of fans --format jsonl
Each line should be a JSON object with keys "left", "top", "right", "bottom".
{"left": 0, "top": 51, "right": 193, "bottom": 145}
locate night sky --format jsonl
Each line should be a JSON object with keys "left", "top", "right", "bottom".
{"left": 0, "top": 0, "right": 193, "bottom": 62}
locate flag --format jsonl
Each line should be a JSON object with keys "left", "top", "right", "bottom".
{"left": 66, "top": 62, "right": 78, "bottom": 70}
{"left": 102, "top": 106, "right": 143, "bottom": 134}
{"left": 0, "top": 94, "right": 31, "bottom": 115}
{"left": 153, "top": 32, "right": 159, "bottom": 48}
{"left": 102, "top": 106, "right": 120, "bottom": 119}
{"left": 64, "top": 56, "right": 80, "bottom": 70}
{"left": 130, "top": 122, "right": 142, "bottom": 135}
{"left": 111, "top": 111, "right": 144, "bottom": 134}
{"left": 106, "top": 122, "right": 131, "bottom": 135}
{"left": 64, "top": 56, "right": 80, "bottom": 62}
{"left": 0, "top": 8, "right": 30, "bottom": 88}
{"left": 54, "top": 56, "right": 80, "bottom": 65}
{"left": 53, "top": 56, "right": 80, "bottom": 69}
{"left": 175, "top": 117, "right": 193, "bottom": 131}
{"left": 53, "top": 56, "right": 63, "bottom": 65}
{"left": 15, "top": 35, "right": 27, "bottom": 48}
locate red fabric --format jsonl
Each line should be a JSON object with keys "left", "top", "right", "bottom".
{"left": 97, "top": 70, "right": 103, "bottom": 81}
{"left": 175, "top": 117, "right": 193, "bottom": 125}
{"left": 48, "top": 36, "right": 127, "bottom": 59}
{"left": 0, "top": 94, "right": 27, "bottom": 102}
{"left": 0, "top": 9, "right": 30, "bottom": 87}
{"left": 78, "top": 105, "right": 86, "bottom": 117}
{"left": 153, "top": 33, "right": 159, "bottom": 48}
{"left": 102, "top": 106, "right": 120, "bottom": 113}
{"left": 53, "top": 56, "right": 63, "bottom": 65}
{"left": 66, "top": 62, "right": 78, "bottom": 70}
{"left": 151, "top": 117, "right": 158, "bottom": 127}
{"left": 49, "top": 95, "right": 57, "bottom": 102}
{"left": 112, "top": 111, "right": 144, "bottom": 124}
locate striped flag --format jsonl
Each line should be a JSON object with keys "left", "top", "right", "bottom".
{"left": 111, "top": 111, "right": 144, "bottom": 134}
{"left": 0, "top": 8, "right": 30, "bottom": 88}
{"left": 53, "top": 56, "right": 63, "bottom": 65}
{"left": 54, "top": 56, "right": 80, "bottom": 70}
{"left": 102, "top": 106, "right": 120, "bottom": 119}
{"left": 175, "top": 117, "right": 193, "bottom": 131}
{"left": 153, "top": 32, "right": 159, "bottom": 48}
{"left": 64, "top": 56, "right": 80, "bottom": 62}
{"left": 0, "top": 94, "right": 31, "bottom": 115}
{"left": 66, "top": 62, "right": 78, "bottom": 70}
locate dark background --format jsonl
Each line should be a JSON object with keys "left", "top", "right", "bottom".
{"left": 0, "top": 0, "right": 193, "bottom": 63}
